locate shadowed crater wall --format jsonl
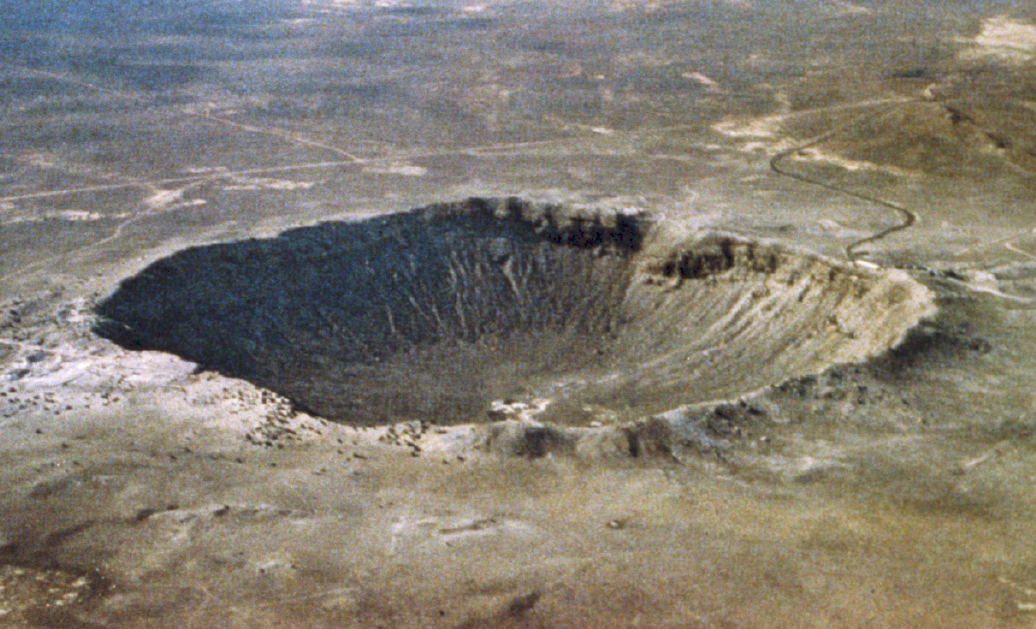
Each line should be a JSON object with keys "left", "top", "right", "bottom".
{"left": 93, "top": 197, "right": 935, "bottom": 426}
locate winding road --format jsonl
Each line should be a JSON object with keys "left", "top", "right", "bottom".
{"left": 767, "top": 101, "right": 920, "bottom": 260}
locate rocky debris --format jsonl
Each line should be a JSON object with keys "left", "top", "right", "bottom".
{"left": 378, "top": 420, "right": 430, "bottom": 456}
{"left": 474, "top": 420, "right": 577, "bottom": 459}
{"left": 0, "top": 563, "right": 106, "bottom": 623}
{"left": 0, "top": 382, "right": 122, "bottom": 420}
{"left": 466, "top": 399, "right": 771, "bottom": 461}
{"left": 646, "top": 399, "right": 771, "bottom": 461}
{"left": 485, "top": 397, "right": 552, "bottom": 422}
{"left": 243, "top": 410, "right": 326, "bottom": 449}
{"left": 184, "top": 380, "right": 331, "bottom": 449}
{"left": 774, "top": 366, "right": 893, "bottom": 406}
{"left": 645, "top": 233, "right": 782, "bottom": 282}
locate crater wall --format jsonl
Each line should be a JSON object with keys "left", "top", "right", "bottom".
{"left": 94, "top": 198, "right": 936, "bottom": 426}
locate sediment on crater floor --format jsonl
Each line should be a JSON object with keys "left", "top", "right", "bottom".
{"left": 93, "top": 197, "right": 936, "bottom": 426}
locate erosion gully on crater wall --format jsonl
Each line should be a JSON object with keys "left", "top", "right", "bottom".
{"left": 93, "top": 197, "right": 937, "bottom": 431}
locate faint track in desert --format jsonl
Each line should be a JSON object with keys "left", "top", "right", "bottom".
{"left": 0, "top": 60, "right": 603, "bottom": 285}
{"left": 955, "top": 227, "right": 1036, "bottom": 263}
{"left": 185, "top": 106, "right": 368, "bottom": 163}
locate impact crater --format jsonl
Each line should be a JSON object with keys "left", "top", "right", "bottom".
{"left": 94, "top": 198, "right": 935, "bottom": 426}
